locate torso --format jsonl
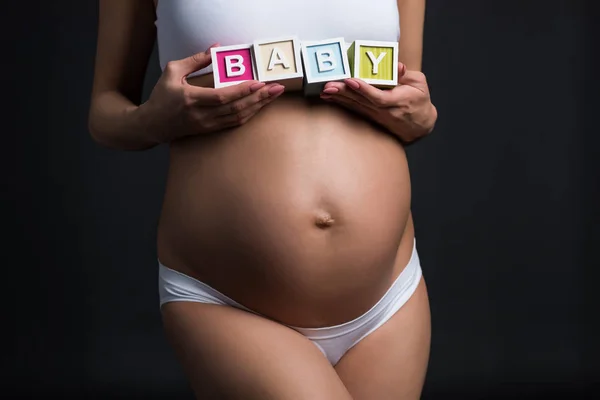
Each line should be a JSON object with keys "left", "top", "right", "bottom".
{"left": 155, "top": 0, "right": 415, "bottom": 328}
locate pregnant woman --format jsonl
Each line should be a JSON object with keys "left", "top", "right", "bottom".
{"left": 89, "top": 0, "right": 437, "bottom": 398}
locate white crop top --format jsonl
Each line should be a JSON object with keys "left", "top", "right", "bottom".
{"left": 155, "top": 0, "right": 400, "bottom": 77}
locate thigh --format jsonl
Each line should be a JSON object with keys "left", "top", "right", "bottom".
{"left": 161, "top": 301, "right": 353, "bottom": 400}
{"left": 334, "top": 277, "right": 432, "bottom": 400}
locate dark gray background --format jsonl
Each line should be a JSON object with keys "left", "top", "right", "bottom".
{"left": 5, "top": 0, "right": 598, "bottom": 398}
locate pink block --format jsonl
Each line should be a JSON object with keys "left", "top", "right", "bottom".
{"left": 214, "top": 49, "right": 254, "bottom": 83}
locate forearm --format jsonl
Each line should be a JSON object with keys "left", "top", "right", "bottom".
{"left": 88, "top": 91, "right": 161, "bottom": 151}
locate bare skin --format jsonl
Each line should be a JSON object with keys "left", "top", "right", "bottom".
{"left": 162, "top": 220, "right": 430, "bottom": 400}
{"left": 161, "top": 303, "right": 354, "bottom": 399}
{"left": 90, "top": 0, "right": 432, "bottom": 398}
{"left": 335, "top": 282, "right": 431, "bottom": 400}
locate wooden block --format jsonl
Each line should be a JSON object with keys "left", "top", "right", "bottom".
{"left": 347, "top": 40, "right": 399, "bottom": 88}
{"left": 211, "top": 44, "right": 257, "bottom": 88}
{"left": 300, "top": 37, "right": 351, "bottom": 96}
{"left": 253, "top": 36, "right": 304, "bottom": 91}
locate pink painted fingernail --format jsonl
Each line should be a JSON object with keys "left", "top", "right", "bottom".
{"left": 322, "top": 87, "right": 339, "bottom": 94}
{"left": 345, "top": 79, "right": 360, "bottom": 89}
{"left": 399, "top": 63, "right": 407, "bottom": 74}
{"left": 268, "top": 84, "right": 285, "bottom": 96}
{"left": 250, "top": 82, "right": 266, "bottom": 92}
{"left": 205, "top": 43, "right": 220, "bottom": 53}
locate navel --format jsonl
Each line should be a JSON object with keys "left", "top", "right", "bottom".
{"left": 314, "top": 212, "right": 335, "bottom": 229}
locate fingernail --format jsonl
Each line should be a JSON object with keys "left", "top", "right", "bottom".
{"left": 268, "top": 85, "right": 285, "bottom": 96}
{"left": 250, "top": 82, "right": 266, "bottom": 92}
{"left": 205, "top": 43, "right": 220, "bottom": 53}
{"left": 322, "top": 87, "right": 339, "bottom": 94}
{"left": 345, "top": 79, "right": 360, "bottom": 89}
{"left": 320, "top": 94, "right": 332, "bottom": 100}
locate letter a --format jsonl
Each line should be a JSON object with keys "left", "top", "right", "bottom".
{"left": 267, "top": 47, "right": 290, "bottom": 71}
{"left": 366, "top": 51, "right": 386, "bottom": 74}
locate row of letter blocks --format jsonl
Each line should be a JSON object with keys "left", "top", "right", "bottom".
{"left": 211, "top": 36, "right": 399, "bottom": 95}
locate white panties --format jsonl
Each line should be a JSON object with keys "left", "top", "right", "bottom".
{"left": 158, "top": 241, "right": 422, "bottom": 366}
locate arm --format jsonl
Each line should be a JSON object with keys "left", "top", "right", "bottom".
{"left": 89, "top": 1, "right": 285, "bottom": 151}
{"left": 395, "top": 0, "right": 437, "bottom": 142}
{"left": 88, "top": 0, "right": 159, "bottom": 150}
{"left": 397, "top": 0, "right": 426, "bottom": 72}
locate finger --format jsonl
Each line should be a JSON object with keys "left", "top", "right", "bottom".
{"left": 397, "top": 62, "right": 408, "bottom": 79}
{"left": 396, "top": 62, "right": 429, "bottom": 94}
{"left": 322, "top": 82, "right": 380, "bottom": 113}
{"left": 339, "top": 78, "right": 395, "bottom": 107}
{"left": 168, "top": 43, "right": 219, "bottom": 79}
{"left": 398, "top": 70, "right": 429, "bottom": 93}
{"left": 215, "top": 90, "right": 283, "bottom": 128}
{"left": 187, "top": 80, "right": 269, "bottom": 106}
{"left": 335, "top": 62, "right": 426, "bottom": 105}
{"left": 210, "top": 84, "right": 284, "bottom": 117}
{"left": 215, "top": 87, "right": 285, "bottom": 127}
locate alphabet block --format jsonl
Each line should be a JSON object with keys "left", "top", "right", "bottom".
{"left": 300, "top": 37, "right": 351, "bottom": 96}
{"left": 347, "top": 40, "right": 399, "bottom": 88}
{"left": 210, "top": 44, "right": 257, "bottom": 88}
{"left": 253, "top": 36, "right": 304, "bottom": 91}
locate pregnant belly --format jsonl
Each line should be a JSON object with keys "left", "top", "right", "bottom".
{"left": 157, "top": 96, "right": 413, "bottom": 327}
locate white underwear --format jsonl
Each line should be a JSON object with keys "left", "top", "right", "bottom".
{"left": 158, "top": 240, "right": 422, "bottom": 366}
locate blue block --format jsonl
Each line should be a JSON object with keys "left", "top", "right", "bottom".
{"left": 301, "top": 38, "right": 351, "bottom": 96}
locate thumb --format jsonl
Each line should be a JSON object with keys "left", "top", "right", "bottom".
{"left": 397, "top": 62, "right": 408, "bottom": 81}
{"left": 172, "top": 43, "right": 219, "bottom": 77}
{"left": 397, "top": 63, "right": 429, "bottom": 92}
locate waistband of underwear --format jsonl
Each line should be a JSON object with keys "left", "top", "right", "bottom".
{"left": 158, "top": 239, "right": 421, "bottom": 338}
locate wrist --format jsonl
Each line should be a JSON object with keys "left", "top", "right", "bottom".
{"left": 392, "top": 102, "right": 437, "bottom": 146}
{"left": 132, "top": 101, "right": 164, "bottom": 147}
{"left": 424, "top": 103, "right": 438, "bottom": 133}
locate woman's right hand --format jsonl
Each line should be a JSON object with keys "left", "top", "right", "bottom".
{"left": 143, "top": 45, "right": 285, "bottom": 143}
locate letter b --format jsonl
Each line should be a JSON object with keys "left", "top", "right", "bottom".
{"left": 316, "top": 49, "right": 336, "bottom": 73}
{"left": 210, "top": 44, "right": 256, "bottom": 88}
{"left": 301, "top": 38, "right": 351, "bottom": 97}
{"left": 225, "top": 55, "right": 246, "bottom": 77}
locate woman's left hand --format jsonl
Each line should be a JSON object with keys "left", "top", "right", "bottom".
{"left": 321, "top": 63, "right": 437, "bottom": 144}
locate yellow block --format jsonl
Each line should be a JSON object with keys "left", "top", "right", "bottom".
{"left": 357, "top": 45, "right": 395, "bottom": 80}
{"left": 347, "top": 40, "right": 398, "bottom": 87}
